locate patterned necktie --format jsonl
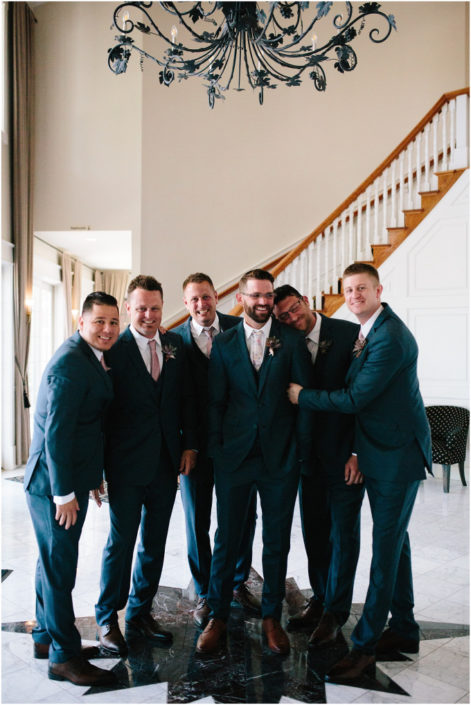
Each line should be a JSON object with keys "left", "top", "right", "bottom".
{"left": 204, "top": 327, "right": 214, "bottom": 357}
{"left": 148, "top": 339, "right": 161, "bottom": 381}
{"left": 353, "top": 330, "right": 366, "bottom": 358}
{"left": 306, "top": 338, "right": 317, "bottom": 363}
{"left": 250, "top": 330, "right": 264, "bottom": 370}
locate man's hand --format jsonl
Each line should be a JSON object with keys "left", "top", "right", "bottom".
{"left": 90, "top": 481, "right": 105, "bottom": 508}
{"left": 55, "top": 498, "right": 80, "bottom": 529}
{"left": 345, "top": 455, "right": 364, "bottom": 485}
{"left": 179, "top": 449, "right": 198, "bottom": 476}
{"left": 287, "top": 383, "right": 303, "bottom": 405}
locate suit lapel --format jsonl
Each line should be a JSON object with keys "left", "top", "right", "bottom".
{"left": 76, "top": 332, "right": 113, "bottom": 392}
{"left": 257, "top": 318, "right": 279, "bottom": 397}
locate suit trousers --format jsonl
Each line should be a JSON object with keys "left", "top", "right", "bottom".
{"left": 26, "top": 489, "right": 90, "bottom": 663}
{"left": 180, "top": 454, "right": 256, "bottom": 598}
{"left": 208, "top": 455, "right": 300, "bottom": 621}
{"left": 95, "top": 447, "right": 177, "bottom": 625}
{"left": 351, "top": 477, "right": 420, "bottom": 653}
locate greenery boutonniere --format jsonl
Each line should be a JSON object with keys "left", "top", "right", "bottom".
{"left": 319, "top": 339, "right": 333, "bottom": 355}
{"left": 266, "top": 336, "right": 282, "bottom": 357}
{"left": 162, "top": 343, "right": 177, "bottom": 361}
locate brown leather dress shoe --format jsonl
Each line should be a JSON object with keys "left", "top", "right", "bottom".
{"left": 309, "top": 610, "right": 341, "bottom": 647}
{"left": 232, "top": 584, "right": 262, "bottom": 616}
{"left": 97, "top": 623, "right": 128, "bottom": 656}
{"left": 34, "top": 642, "right": 101, "bottom": 660}
{"left": 287, "top": 596, "right": 324, "bottom": 631}
{"left": 195, "top": 618, "right": 227, "bottom": 655}
{"left": 48, "top": 656, "right": 117, "bottom": 686}
{"left": 262, "top": 617, "right": 290, "bottom": 655}
{"left": 194, "top": 597, "right": 211, "bottom": 628}
{"left": 376, "top": 627, "right": 419, "bottom": 654}
{"left": 125, "top": 613, "right": 173, "bottom": 645}
{"left": 325, "top": 650, "right": 375, "bottom": 682}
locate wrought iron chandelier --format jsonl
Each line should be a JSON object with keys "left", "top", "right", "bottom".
{"left": 108, "top": 2, "right": 396, "bottom": 108}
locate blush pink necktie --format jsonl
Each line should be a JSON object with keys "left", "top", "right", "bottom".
{"left": 100, "top": 355, "right": 110, "bottom": 371}
{"left": 148, "top": 339, "right": 160, "bottom": 381}
{"left": 205, "top": 327, "right": 214, "bottom": 357}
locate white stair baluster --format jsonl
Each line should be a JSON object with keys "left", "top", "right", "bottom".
{"left": 315, "top": 237, "right": 322, "bottom": 311}
{"left": 424, "top": 122, "right": 431, "bottom": 191}
{"left": 382, "top": 169, "right": 388, "bottom": 243}
{"left": 441, "top": 102, "right": 448, "bottom": 171}
{"left": 373, "top": 178, "right": 379, "bottom": 245}
{"left": 324, "top": 230, "right": 329, "bottom": 295}
{"left": 356, "top": 196, "right": 362, "bottom": 261}
{"left": 348, "top": 203, "right": 354, "bottom": 264}
{"left": 390, "top": 160, "right": 397, "bottom": 227}
{"left": 365, "top": 185, "right": 371, "bottom": 258}
{"left": 407, "top": 142, "right": 413, "bottom": 209}
{"left": 453, "top": 94, "right": 469, "bottom": 169}
{"left": 415, "top": 132, "right": 422, "bottom": 206}
{"left": 398, "top": 152, "right": 405, "bottom": 227}
{"left": 449, "top": 98, "right": 456, "bottom": 168}
{"left": 340, "top": 212, "right": 347, "bottom": 273}
{"left": 307, "top": 241, "right": 314, "bottom": 305}
{"left": 332, "top": 220, "right": 338, "bottom": 283}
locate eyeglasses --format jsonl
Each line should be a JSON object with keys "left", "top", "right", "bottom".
{"left": 240, "top": 292, "right": 275, "bottom": 301}
{"left": 276, "top": 299, "right": 303, "bottom": 323}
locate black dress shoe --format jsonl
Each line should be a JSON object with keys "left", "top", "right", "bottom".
{"left": 309, "top": 610, "right": 341, "bottom": 647}
{"left": 194, "top": 597, "right": 211, "bottom": 628}
{"left": 376, "top": 627, "right": 420, "bottom": 654}
{"left": 232, "top": 584, "right": 262, "bottom": 616}
{"left": 125, "top": 613, "right": 173, "bottom": 645}
{"left": 325, "top": 650, "right": 375, "bottom": 682}
{"left": 34, "top": 642, "right": 101, "bottom": 660}
{"left": 97, "top": 623, "right": 128, "bottom": 656}
{"left": 48, "top": 656, "right": 117, "bottom": 686}
{"left": 287, "top": 596, "right": 324, "bottom": 631}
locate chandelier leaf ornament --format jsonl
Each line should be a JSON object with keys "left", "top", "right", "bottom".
{"left": 108, "top": 2, "right": 397, "bottom": 108}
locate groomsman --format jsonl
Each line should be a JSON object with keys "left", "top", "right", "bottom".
{"left": 24, "top": 292, "right": 120, "bottom": 686}
{"left": 174, "top": 273, "right": 259, "bottom": 628}
{"left": 196, "top": 269, "right": 313, "bottom": 656}
{"left": 288, "top": 263, "right": 432, "bottom": 681}
{"left": 95, "top": 275, "right": 198, "bottom": 655}
{"left": 274, "top": 285, "right": 364, "bottom": 646}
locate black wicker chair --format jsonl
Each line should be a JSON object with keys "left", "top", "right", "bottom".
{"left": 425, "top": 406, "right": 469, "bottom": 493}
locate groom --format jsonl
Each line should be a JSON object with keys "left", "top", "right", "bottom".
{"left": 196, "top": 269, "right": 313, "bottom": 656}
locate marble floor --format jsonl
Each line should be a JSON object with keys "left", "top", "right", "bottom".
{"left": 1, "top": 466, "right": 469, "bottom": 704}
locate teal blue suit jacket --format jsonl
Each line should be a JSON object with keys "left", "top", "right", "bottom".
{"left": 104, "top": 327, "right": 198, "bottom": 485}
{"left": 24, "top": 331, "right": 113, "bottom": 496}
{"left": 208, "top": 318, "right": 313, "bottom": 476}
{"left": 299, "top": 304, "right": 432, "bottom": 483}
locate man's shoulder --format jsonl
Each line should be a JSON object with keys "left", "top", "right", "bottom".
{"left": 323, "top": 314, "right": 359, "bottom": 333}
{"left": 162, "top": 329, "right": 185, "bottom": 349}
{"left": 172, "top": 318, "right": 190, "bottom": 337}
{"left": 217, "top": 311, "right": 241, "bottom": 330}
{"left": 47, "top": 333, "right": 89, "bottom": 376}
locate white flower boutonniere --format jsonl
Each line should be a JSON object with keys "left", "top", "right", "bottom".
{"left": 162, "top": 343, "right": 177, "bottom": 362}
{"left": 266, "top": 336, "right": 282, "bottom": 357}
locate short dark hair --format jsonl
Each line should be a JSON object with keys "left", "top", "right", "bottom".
{"left": 182, "top": 272, "right": 215, "bottom": 290}
{"left": 82, "top": 291, "right": 118, "bottom": 315}
{"left": 273, "top": 284, "right": 302, "bottom": 306}
{"left": 239, "top": 268, "right": 274, "bottom": 291}
{"left": 127, "top": 275, "right": 163, "bottom": 298}
{"left": 343, "top": 262, "right": 380, "bottom": 283}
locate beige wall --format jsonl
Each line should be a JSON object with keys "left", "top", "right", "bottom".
{"left": 32, "top": 2, "right": 468, "bottom": 320}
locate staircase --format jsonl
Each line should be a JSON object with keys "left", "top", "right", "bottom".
{"left": 227, "top": 88, "right": 469, "bottom": 318}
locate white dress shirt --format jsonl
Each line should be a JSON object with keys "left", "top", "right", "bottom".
{"left": 305, "top": 313, "right": 322, "bottom": 364}
{"left": 190, "top": 316, "right": 221, "bottom": 357}
{"left": 360, "top": 305, "right": 384, "bottom": 339}
{"left": 243, "top": 318, "right": 272, "bottom": 361}
{"left": 129, "top": 325, "right": 163, "bottom": 372}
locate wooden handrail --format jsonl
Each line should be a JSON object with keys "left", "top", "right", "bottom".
{"left": 270, "top": 88, "right": 469, "bottom": 279}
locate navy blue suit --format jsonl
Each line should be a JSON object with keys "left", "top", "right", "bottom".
{"left": 300, "top": 314, "right": 364, "bottom": 624}
{"left": 95, "top": 327, "right": 197, "bottom": 625}
{"left": 299, "top": 304, "right": 432, "bottom": 652}
{"left": 207, "top": 318, "right": 313, "bottom": 621}
{"left": 24, "top": 331, "right": 113, "bottom": 663}
{"left": 173, "top": 312, "right": 256, "bottom": 599}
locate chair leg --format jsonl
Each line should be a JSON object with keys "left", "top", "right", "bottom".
{"left": 442, "top": 465, "right": 451, "bottom": 493}
{"left": 458, "top": 461, "right": 467, "bottom": 487}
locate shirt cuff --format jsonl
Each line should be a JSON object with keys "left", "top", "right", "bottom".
{"left": 53, "top": 492, "right": 75, "bottom": 505}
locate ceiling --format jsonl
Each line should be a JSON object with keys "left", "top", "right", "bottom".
{"left": 36, "top": 230, "right": 132, "bottom": 271}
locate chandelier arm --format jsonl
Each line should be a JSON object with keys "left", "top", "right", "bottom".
{"left": 253, "top": 42, "right": 305, "bottom": 83}
{"left": 160, "top": 2, "right": 219, "bottom": 21}
{"left": 332, "top": 2, "right": 353, "bottom": 31}
{"left": 159, "top": 2, "right": 222, "bottom": 44}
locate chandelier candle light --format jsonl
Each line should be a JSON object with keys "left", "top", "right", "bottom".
{"left": 108, "top": 1, "right": 396, "bottom": 108}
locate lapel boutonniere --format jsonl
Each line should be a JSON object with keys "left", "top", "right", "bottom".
{"left": 352, "top": 337, "right": 367, "bottom": 358}
{"left": 266, "top": 336, "right": 282, "bottom": 357}
{"left": 162, "top": 343, "right": 177, "bottom": 362}
{"left": 318, "top": 339, "right": 333, "bottom": 355}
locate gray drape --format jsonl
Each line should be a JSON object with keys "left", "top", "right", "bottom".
{"left": 9, "top": 3, "right": 35, "bottom": 464}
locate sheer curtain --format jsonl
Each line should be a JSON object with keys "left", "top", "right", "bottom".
{"left": 94, "top": 270, "right": 130, "bottom": 324}
{"left": 10, "top": 3, "right": 35, "bottom": 464}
